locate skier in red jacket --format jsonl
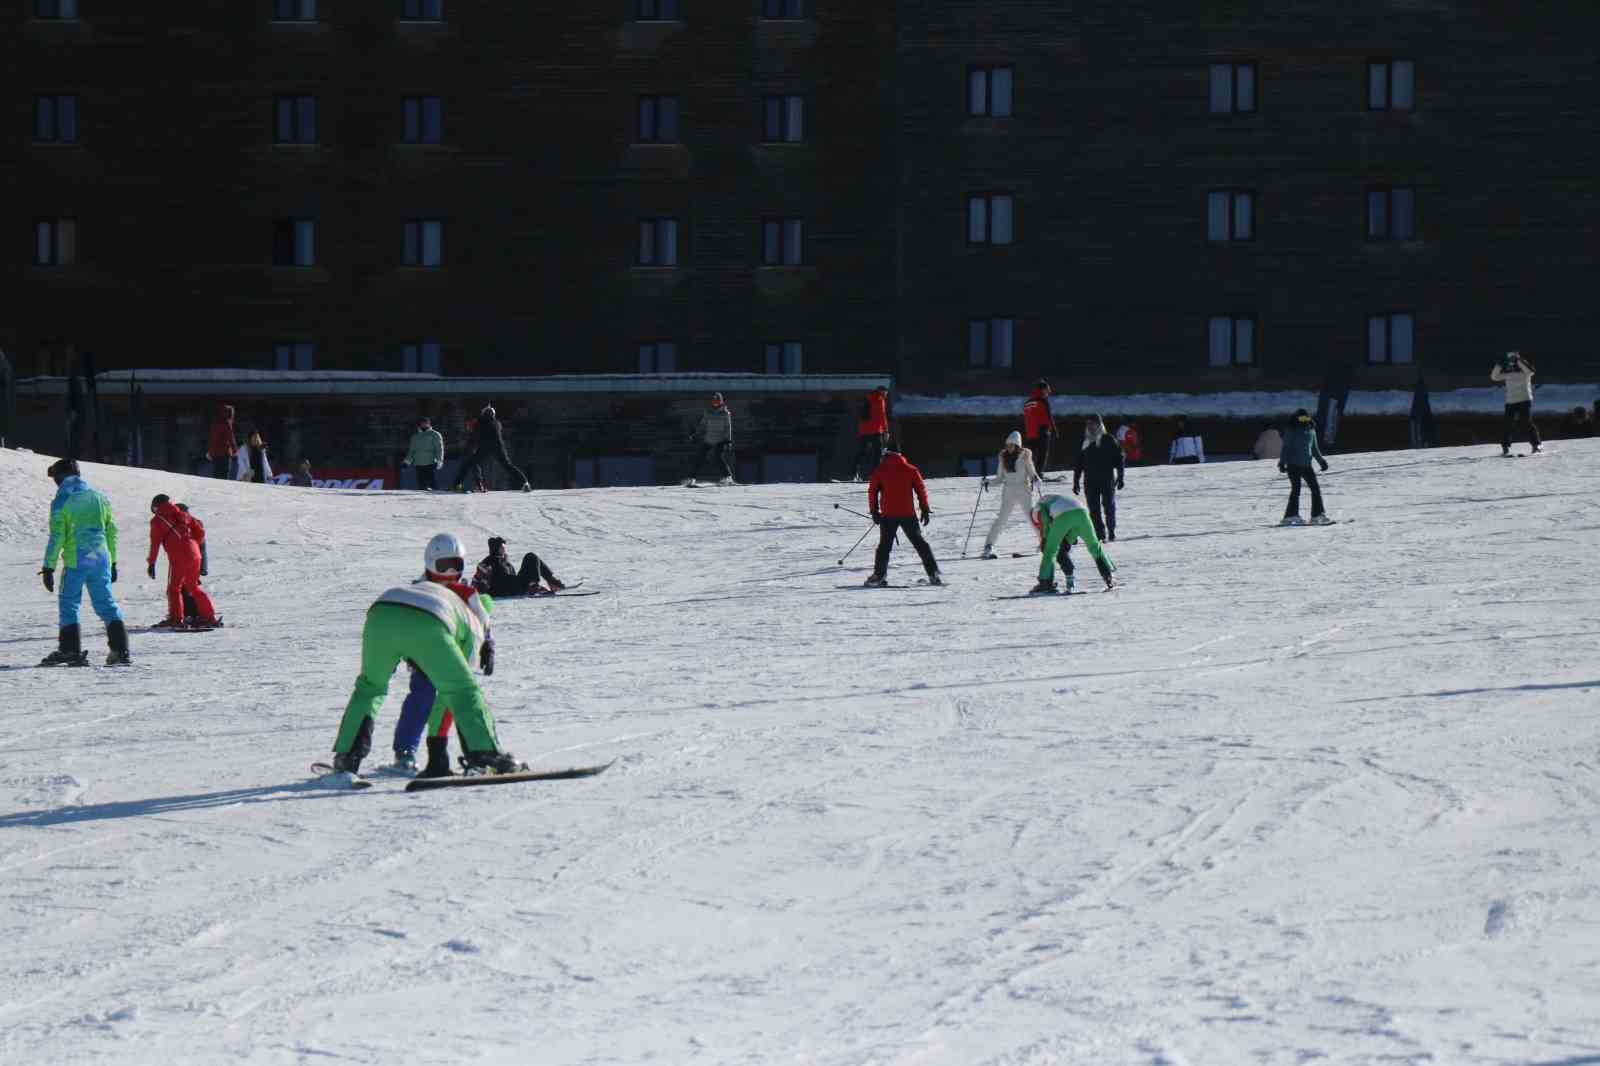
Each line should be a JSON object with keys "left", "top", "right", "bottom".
{"left": 864, "top": 442, "right": 942, "bottom": 586}
{"left": 147, "top": 494, "right": 220, "bottom": 628}
{"left": 1022, "top": 380, "right": 1058, "bottom": 474}
{"left": 205, "top": 404, "right": 237, "bottom": 480}
{"left": 848, "top": 385, "right": 891, "bottom": 481}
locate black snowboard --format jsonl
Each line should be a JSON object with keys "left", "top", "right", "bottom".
{"left": 406, "top": 759, "right": 615, "bottom": 792}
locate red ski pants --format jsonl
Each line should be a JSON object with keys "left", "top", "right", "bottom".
{"left": 165, "top": 546, "right": 216, "bottom": 623}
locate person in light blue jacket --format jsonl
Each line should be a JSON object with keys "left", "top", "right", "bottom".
{"left": 39, "top": 459, "right": 130, "bottom": 666}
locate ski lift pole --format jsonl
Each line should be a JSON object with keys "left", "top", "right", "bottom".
{"left": 961, "top": 477, "right": 986, "bottom": 557}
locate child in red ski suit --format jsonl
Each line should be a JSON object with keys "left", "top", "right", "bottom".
{"left": 147, "top": 494, "right": 219, "bottom": 627}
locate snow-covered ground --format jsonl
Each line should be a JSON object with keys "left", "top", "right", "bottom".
{"left": 3, "top": 443, "right": 1599, "bottom": 1066}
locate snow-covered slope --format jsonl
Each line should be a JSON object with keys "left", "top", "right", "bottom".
{"left": 2, "top": 443, "right": 1598, "bottom": 1065}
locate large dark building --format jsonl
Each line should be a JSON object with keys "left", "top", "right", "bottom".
{"left": 7, "top": 2, "right": 1599, "bottom": 473}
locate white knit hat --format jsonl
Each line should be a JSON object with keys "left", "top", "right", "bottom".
{"left": 1005, "top": 430, "right": 1023, "bottom": 447}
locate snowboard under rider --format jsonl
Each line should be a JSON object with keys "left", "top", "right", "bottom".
{"left": 473, "top": 536, "right": 567, "bottom": 597}
{"left": 865, "top": 442, "right": 942, "bottom": 586}
{"left": 1279, "top": 409, "right": 1333, "bottom": 526}
{"left": 981, "top": 431, "right": 1041, "bottom": 559}
{"left": 1030, "top": 493, "right": 1116, "bottom": 594}
{"left": 328, "top": 533, "right": 522, "bottom": 781}
{"left": 148, "top": 494, "right": 220, "bottom": 628}
{"left": 39, "top": 458, "right": 131, "bottom": 667}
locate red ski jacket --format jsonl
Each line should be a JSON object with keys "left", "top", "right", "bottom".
{"left": 868, "top": 452, "right": 929, "bottom": 519}
{"left": 148, "top": 500, "right": 201, "bottom": 567}
{"left": 206, "top": 405, "right": 237, "bottom": 460}
{"left": 1023, "top": 388, "right": 1054, "bottom": 439}
{"left": 857, "top": 390, "right": 889, "bottom": 436}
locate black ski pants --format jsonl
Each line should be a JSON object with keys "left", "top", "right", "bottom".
{"left": 872, "top": 517, "right": 939, "bottom": 580}
{"left": 212, "top": 456, "right": 231, "bottom": 480}
{"left": 456, "top": 443, "right": 526, "bottom": 490}
{"left": 516, "top": 552, "right": 556, "bottom": 589}
{"left": 1502, "top": 401, "right": 1541, "bottom": 452}
{"left": 852, "top": 433, "right": 885, "bottom": 479}
{"left": 1084, "top": 479, "right": 1117, "bottom": 540}
{"left": 1027, "top": 432, "right": 1055, "bottom": 474}
{"left": 695, "top": 441, "right": 733, "bottom": 481}
{"left": 1284, "top": 465, "right": 1325, "bottom": 519}
{"left": 415, "top": 464, "right": 437, "bottom": 491}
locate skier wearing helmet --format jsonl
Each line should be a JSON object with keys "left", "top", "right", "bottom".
{"left": 324, "top": 533, "right": 522, "bottom": 784}
{"left": 979, "top": 430, "right": 1040, "bottom": 559}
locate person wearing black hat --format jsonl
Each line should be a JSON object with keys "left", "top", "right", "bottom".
{"left": 472, "top": 536, "right": 567, "bottom": 597}
{"left": 39, "top": 458, "right": 131, "bottom": 666}
{"left": 686, "top": 392, "right": 736, "bottom": 486}
{"left": 453, "top": 404, "right": 531, "bottom": 492}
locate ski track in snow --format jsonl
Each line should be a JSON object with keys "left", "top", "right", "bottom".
{"left": 3, "top": 444, "right": 1600, "bottom": 1065}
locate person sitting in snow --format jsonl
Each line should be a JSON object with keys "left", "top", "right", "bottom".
{"left": 472, "top": 536, "right": 567, "bottom": 596}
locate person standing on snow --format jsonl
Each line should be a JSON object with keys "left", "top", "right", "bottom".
{"left": 147, "top": 494, "right": 220, "bottom": 628}
{"left": 1030, "top": 492, "right": 1116, "bottom": 595}
{"left": 327, "top": 533, "right": 521, "bottom": 782}
{"left": 454, "top": 405, "right": 531, "bottom": 492}
{"left": 1491, "top": 352, "right": 1542, "bottom": 456}
{"left": 402, "top": 416, "right": 445, "bottom": 491}
{"left": 849, "top": 385, "right": 891, "bottom": 481}
{"left": 1114, "top": 421, "right": 1143, "bottom": 466}
{"left": 1168, "top": 415, "right": 1205, "bottom": 465}
{"left": 1279, "top": 409, "right": 1333, "bottom": 526}
{"left": 865, "top": 441, "right": 942, "bottom": 586}
{"left": 175, "top": 503, "right": 210, "bottom": 624}
{"left": 39, "top": 458, "right": 131, "bottom": 666}
{"left": 235, "top": 430, "right": 273, "bottom": 483}
{"left": 687, "top": 392, "right": 736, "bottom": 485}
{"left": 1022, "top": 380, "right": 1058, "bottom": 474}
{"left": 473, "top": 536, "right": 567, "bottom": 597}
{"left": 980, "top": 430, "right": 1041, "bottom": 559}
{"left": 1073, "top": 415, "right": 1126, "bottom": 541}
{"left": 205, "top": 404, "right": 237, "bottom": 480}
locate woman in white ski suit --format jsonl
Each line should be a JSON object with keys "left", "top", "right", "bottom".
{"left": 982, "top": 431, "right": 1041, "bottom": 558}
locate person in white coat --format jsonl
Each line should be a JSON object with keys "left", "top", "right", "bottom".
{"left": 980, "top": 431, "right": 1041, "bottom": 559}
{"left": 1168, "top": 415, "right": 1205, "bottom": 465}
{"left": 1491, "top": 351, "right": 1542, "bottom": 456}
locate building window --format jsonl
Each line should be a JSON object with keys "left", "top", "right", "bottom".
{"left": 34, "top": 95, "right": 78, "bottom": 144}
{"left": 1367, "top": 186, "right": 1416, "bottom": 240}
{"left": 1367, "top": 312, "right": 1414, "bottom": 365}
{"left": 762, "top": 95, "right": 804, "bottom": 143}
{"left": 1207, "top": 315, "right": 1256, "bottom": 367}
{"left": 636, "top": 0, "right": 679, "bottom": 19}
{"left": 967, "top": 193, "right": 1013, "bottom": 245}
{"left": 402, "top": 96, "right": 443, "bottom": 144}
{"left": 761, "top": 0, "right": 804, "bottom": 19}
{"left": 35, "top": 0, "right": 77, "bottom": 18}
{"left": 274, "top": 96, "right": 317, "bottom": 144}
{"left": 968, "top": 318, "right": 1014, "bottom": 369}
{"left": 968, "top": 66, "right": 1014, "bottom": 118}
{"left": 1209, "top": 63, "right": 1257, "bottom": 114}
{"left": 402, "top": 341, "right": 442, "bottom": 374}
{"left": 761, "top": 218, "right": 804, "bottom": 266}
{"left": 1207, "top": 189, "right": 1255, "bottom": 242}
{"left": 274, "top": 342, "right": 315, "bottom": 371}
{"left": 638, "top": 218, "right": 679, "bottom": 266}
{"left": 274, "top": 0, "right": 316, "bottom": 20}
{"left": 34, "top": 219, "right": 77, "bottom": 267}
{"left": 1369, "top": 59, "right": 1415, "bottom": 111}
{"left": 403, "top": 220, "right": 444, "bottom": 267}
{"left": 402, "top": 0, "right": 442, "bottom": 19}
{"left": 639, "top": 341, "right": 678, "bottom": 373}
{"left": 272, "top": 219, "right": 316, "bottom": 267}
{"left": 637, "top": 95, "right": 681, "bottom": 144}
{"left": 764, "top": 342, "right": 803, "bottom": 374}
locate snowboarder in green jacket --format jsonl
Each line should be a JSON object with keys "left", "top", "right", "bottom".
{"left": 39, "top": 459, "right": 131, "bottom": 667}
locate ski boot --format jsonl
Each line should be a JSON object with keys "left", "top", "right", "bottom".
{"left": 521, "top": 482, "right": 533, "bottom": 492}
{"left": 1065, "top": 573, "right": 1076, "bottom": 593}
{"left": 390, "top": 747, "right": 419, "bottom": 774}
{"left": 1030, "top": 579, "right": 1057, "bottom": 595}
{"left": 1531, "top": 443, "right": 1543, "bottom": 454}
{"left": 461, "top": 749, "right": 528, "bottom": 776}
{"left": 416, "top": 736, "right": 456, "bottom": 779}
{"left": 717, "top": 476, "right": 736, "bottom": 487}
{"left": 1311, "top": 514, "right": 1334, "bottom": 526}
{"left": 1500, "top": 446, "right": 1513, "bottom": 458}
{"left": 1279, "top": 515, "right": 1305, "bottom": 527}
{"left": 40, "top": 624, "right": 90, "bottom": 667}
{"left": 546, "top": 577, "right": 566, "bottom": 593}
{"left": 1096, "top": 558, "right": 1116, "bottom": 590}
{"left": 105, "top": 621, "right": 132, "bottom": 667}
{"left": 863, "top": 573, "right": 888, "bottom": 588}
{"left": 926, "top": 571, "right": 944, "bottom": 586}
{"left": 152, "top": 617, "right": 186, "bottom": 629}
{"left": 980, "top": 544, "right": 997, "bottom": 560}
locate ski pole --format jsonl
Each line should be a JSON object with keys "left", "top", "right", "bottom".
{"left": 961, "top": 477, "right": 985, "bottom": 556}
{"left": 838, "top": 523, "right": 875, "bottom": 566}
{"left": 833, "top": 503, "right": 873, "bottom": 521}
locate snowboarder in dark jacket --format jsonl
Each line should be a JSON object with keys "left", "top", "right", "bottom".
{"left": 1072, "top": 415, "right": 1126, "bottom": 541}
{"left": 472, "top": 537, "right": 567, "bottom": 597}
{"left": 453, "top": 405, "right": 531, "bottom": 492}
{"left": 1279, "top": 409, "right": 1332, "bottom": 525}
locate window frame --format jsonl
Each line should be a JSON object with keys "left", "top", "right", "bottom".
{"left": 638, "top": 341, "right": 679, "bottom": 374}
{"left": 761, "top": 94, "right": 805, "bottom": 144}
{"left": 274, "top": 95, "right": 318, "bottom": 145}
{"left": 966, "top": 317, "right": 1016, "bottom": 370}
{"left": 1207, "top": 314, "right": 1257, "bottom": 368}
{"left": 34, "top": 218, "right": 78, "bottom": 267}
{"left": 1207, "top": 188, "right": 1256, "bottom": 243}
{"left": 967, "top": 65, "right": 1015, "bottom": 118}
{"left": 636, "top": 94, "right": 681, "bottom": 145}
{"left": 1366, "top": 312, "right": 1415, "bottom": 366}
{"left": 402, "top": 96, "right": 444, "bottom": 145}
{"left": 966, "top": 192, "right": 1014, "bottom": 246}
{"left": 1368, "top": 58, "right": 1416, "bottom": 112}
{"left": 401, "top": 341, "right": 442, "bottom": 374}
{"left": 402, "top": 219, "right": 445, "bottom": 268}
{"left": 33, "top": 94, "right": 79, "bottom": 144}
{"left": 637, "top": 217, "right": 680, "bottom": 267}
{"left": 401, "top": 0, "right": 444, "bottom": 20}
{"left": 1366, "top": 185, "right": 1417, "bottom": 241}
{"left": 763, "top": 341, "right": 804, "bottom": 375}
{"left": 273, "top": 341, "right": 316, "bottom": 372}
{"left": 760, "top": 217, "right": 805, "bottom": 266}
{"left": 1208, "top": 62, "right": 1258, "bottom": 115}
{"left": 272, "top": 218, "right": 316, "bottom": 268}
{"left": 35, "top": 0, "right": 78, "bottom": 19}
{"left": 760, "top": 0, "right": 806, "bottom": 21}
{"left": 636, "top": 0, "right": 680, "bottom": 20}
{"left": 273, "top": 0, "right": 317, "bottom": 21}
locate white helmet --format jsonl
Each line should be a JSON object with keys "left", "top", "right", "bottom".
{"left": 424, "top": 532, "right": 466, "bottom": 576}
{"left": 1005, "top": 430, "right": 1023, "bottom": 447}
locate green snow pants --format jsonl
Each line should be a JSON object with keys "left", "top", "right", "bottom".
{"left": 1040, "top": 510, "right": 1114, "bottom": 582}
{"left": 334, "top": 603, "right": 500, "bottom": 756}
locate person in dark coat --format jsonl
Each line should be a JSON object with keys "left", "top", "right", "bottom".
{"left": 453, "top": 405, "right": 531, "bottom": 492}
{"left": 1072, "top": 415, "right": 1126, "bottom": 541}
{"left": 1279, "top": 409, "right": 1332, "bottom": 525}
{"left": 471, "top": 537, "right": 567, "bottom": 597}
{"left": 864, "top": 442, "right": 941, "bottom": 586}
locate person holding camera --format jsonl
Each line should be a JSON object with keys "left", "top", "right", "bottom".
{"left": 1491, "top": 352, "right": 1542, "bottom": 457}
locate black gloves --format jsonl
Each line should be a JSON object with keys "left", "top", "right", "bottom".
{"left": 1116, "top": 477, "right": 1125, "bottom": 490}
{"left": 1072, "top": 480, "right": 1081, "bottom": 495}
{"left": 480, "top": 638, "right": 496, "bottom": 676}
{"left": 147, "top": 562, "right": 157, "bottom": 580}
{"left": 1278, "top": 462, "right": 1287, "bottom": 474}
{"left": 870, "top": 512, "right": 881, "bottom": 525}
{"left": 920, "top": 506, "right": 932, "bottom": 527}
{"left": 1319, "top": 459, "right": 1330, "bottom": 472}
{"left": 40, "top": 568, "right": 54, "bottom": 593}
{"left": 111, "top": 563, "right": 118, "bottom": 583}
{"left": 200, "top": 565, "right": 207, "bottom": 577}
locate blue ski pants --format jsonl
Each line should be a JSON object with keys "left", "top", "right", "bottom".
{"left": 59, "top": 560, "right": 124, "bottom": 628}
{"left": 393, "top": 666, "right": 455, "bottom": 754}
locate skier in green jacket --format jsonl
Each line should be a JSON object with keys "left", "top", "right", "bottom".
{"left": 1279, "top": 409, "right": 1332, "bottom": 526}
{"left": 327, "top": 533, "right": 524, "bottom": 783}
{"left": 39, "top": 459, "right": 131, "bottom": 666}
{"left": 1029, "top": 493, "right": 1116, "bottom": 594}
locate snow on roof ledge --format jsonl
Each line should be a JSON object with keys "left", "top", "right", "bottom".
{"left": 898, "top": 386, "right": 1600, "bottom": 420}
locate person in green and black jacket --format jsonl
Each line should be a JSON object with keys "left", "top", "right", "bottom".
{"left": 1279, "top": 409, "right": 1332, "bottom": 526}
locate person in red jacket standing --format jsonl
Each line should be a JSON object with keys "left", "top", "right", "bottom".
{"left": 147, "top": 494, "right": 220, "bottom": 628}
{"left": 848, "top": 384, "right": 891, "bottom": 481}
{"left": 865, "top": 441, "right": 942, "bottom": 586}
{"left": 205, "top": 404, "right": 237, "bottom": 480}
{"left": 1114, "top": 421, "right": 1143, "bottom": 465}
{"left": 1022, "top": 380, "right": 1058, "bottom": 474}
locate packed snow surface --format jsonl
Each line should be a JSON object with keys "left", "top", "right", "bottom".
{"left": 2, "top": 444, "right": 1598, "bottom": 1065}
